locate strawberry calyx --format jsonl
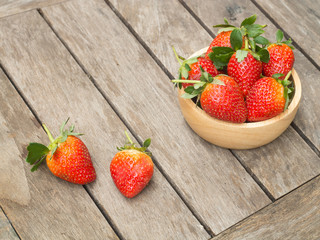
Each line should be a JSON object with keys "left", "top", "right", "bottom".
{"left": 25, "top": 118, "right": 82, "bottom": 172}
{"left": 271, "top": 29, "right": 294, "bottom": 49}
{"left": 172, "top": 46, "right": 199, "bottom": 89}
{"left": 272, "top": 70, "right": 294, "bottom": 110}
{"left": 172, "top": 66, "right": 225, "bottom": 103}
{"left": 209, "top": 15, "right": 270, "bottom": 67}
{"left": 117, "top": 131, "right": 152, "bottom": 157}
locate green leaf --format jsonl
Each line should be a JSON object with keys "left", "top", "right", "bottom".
{"left": 254, "top": 36, "right": 270, "bottom": 45}
{"left": 257, "top": 48, "right": 270, "bottom": 63}
{"left": 143, "top": 138, "right": 151, "bottom": 148}
{"left": 181, "top": 93, "right": 198, "bottom": 99}
{"left": 181, "top": 68, "right": 189, "bottom": 79}
{"left": 235, "top": 50, "right": 248, "bottom": 62}
{"left": 213, "top": 24, "right": 235, "bottom": 28}
{"left": 246, "top": 24, "right": 266, "bottom": 38}
{"left": 31, "top": 156, "right": 46, "bottom": 172}
{"left": 194, "top": 82, "right": 206, "bottom": 89}
{"left": 284, "top": 87, "right": 290, "bottom": 110}
{"left": 249, "top": 39, "right": 256, "bottom": 52}
{"left": 212, "top": 79, "right": 225, "bottom": 86}
{"left": 184, "top": 64, "right": 191, "bottom": 72}
{"left": 224, "top": 17, "right": 229, "bottom": 24}
{"left": 241, "top": 14, "right": 256, "bottom": 27}
{"left": 60, "top": 118, "right": 70, "bottom": 134}
{"left": 272, "top": 73, "right": 284, "bottom": 79}
{"left": 26, "top": 143, "right": 49, "bottom": 165}
{"left": 184, "top": 86, "right": 195, "bottom": 94}
{"left": 230, "top": 28, "right": 243, "bottom": 51}
{"left": 217, "top": 27, "right": 236, "bottom": 34}
{"left": 276, "top": 29, "right": 284, "bottom": 43}
{"left": 209, "top": 47, "right": 235, "bottom": 68}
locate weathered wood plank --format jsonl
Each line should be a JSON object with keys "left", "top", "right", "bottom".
{"left": 42, "top": 0, "right": 271, "bottom": 234}
{"left": 212, "top": 175, "right": 320, "bottom": 240}
{"left": 0, "top": 208, "right": 19, "bottom": 240}
{"left": 0, "top": 0, "right": 68, "bottom": 18}
{"left": 0, "top": 10, "right": 209, "bottom": 240}
{"left": 0, "top": 70, "right": 118, "bottom": 239}
{"left": 255, "top": 0, "right": 320, "bottom": 66}
{"left": 182, "top": 0, "right": 320, "bottom": 198}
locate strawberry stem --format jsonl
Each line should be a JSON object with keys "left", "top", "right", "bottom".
{"left": 43, "top": 124, "right": 55, "bottom": 143}
{"left": 283, "top": 70, "right": 292, "bottom": 82}
{"left": 125, "top": 130, "right": 134, "bottom": 145}
{"left": 172, "top": 46, "right": 182, "bottom": 66}
{"left": 244, "top": 36, "right": 249, "bottom": 50}
{"left": 172, "top": 79, "right": 202, "bottom": 84}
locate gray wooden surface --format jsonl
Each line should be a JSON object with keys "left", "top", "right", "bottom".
{"left": 0, "top": 0, "right": 319, "bottom": 239}
{"left": 0, "top": 9, "right": 209, "bottom": 240}
{"left": 42, "top": 0, "right": 271, "bottom": 234}
{"left": 212, "top": 176, "right": 320, "bottom": 240}
{"left": 0, "top": 208, "right": 19, "bottom": 240}
{"left": 0, "top": 0, "right": 68, "bottom": 18}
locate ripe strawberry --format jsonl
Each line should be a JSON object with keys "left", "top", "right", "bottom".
{"left": 246, "top": 71, "right": 293, "bottom": 122}
{"left": 227, "top": 51, "right": 262, "bottom": 97}
{"left": 110, "top": 132, "right": 153, "bottom": 198}
{"left": 200, "top": 75, "right": 247, "bottom": 123}
{"left": 262, "top": 29, "right": 295, "bottom": 79}
{"left": 181, "top": 57, "right": 220, "bottom": 88}
{"left": 173, "top": 47, "right": 220, "bottom": 88}
{"left": 173, "top": 70, "right": 247, "bottom": 123}
{"left": 262, "top": 43, "right": 294, "bottom": 79}
{"left": 205, "top": 31, "right": 232, "bottom": 59}
{"left": 26, "top": 118, "right": 96, "bottom": 184}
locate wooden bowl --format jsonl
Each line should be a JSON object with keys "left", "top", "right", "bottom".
{"left": 177, "top": 48, "right": 302, "bottom": 149}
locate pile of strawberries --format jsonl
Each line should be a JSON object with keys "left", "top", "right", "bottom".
{"left": 173, "top": 15, "right": 295, "bottom": 123}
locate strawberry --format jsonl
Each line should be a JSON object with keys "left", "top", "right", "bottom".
{"left": 110, "top": 132, "right": 153, "bottom": 198}
{"left": 205, "top": 31, "right": 233, "bottom": 59}
{"left": 26, "top": 118, "right": 96, "bottom": 184}
{"left": 246, "top": 71, "right": 293, "bottom": 122}
{"left": 173, "top": 47, "right": 220, "bottom": 88}
{"left": 200, "top": 75, "right": 247, "bottom": 123}
{"left": 262, "top": 30, "right": 294, "bottom": 79}
{"left": 173, "top": 69, "right": 247, "bottom": 123}
{"left": 227, "top": 51, "right": 263, "bottom": 97}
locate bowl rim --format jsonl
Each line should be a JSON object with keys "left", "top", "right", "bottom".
{"left": 178, "top": 47, "right": 302, "bottom": 129}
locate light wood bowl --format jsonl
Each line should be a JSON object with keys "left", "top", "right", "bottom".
{"left": 177, "top": 48, "right": 301, "bottom": 149}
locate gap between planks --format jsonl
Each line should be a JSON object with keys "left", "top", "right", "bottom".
{"left": 37, "top": 8, "right": 215, "bottom": 237}
{"left": 178, "top": 0, "right": 320, "bottom": 160}
{"left": 0, "top": 206, "right": 21, "bottom": 240}
{"left": 0, "top": 62, "right": 124, "bottom": 240}
{"left": 211, "top": 171, "right": 320, "bottom": 238}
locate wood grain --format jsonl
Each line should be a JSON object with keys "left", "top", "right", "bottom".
{"left": 181, "top": 0, "right": 320, "bottom": 198}
{"left": 255, "top": 0, "right": 320, "bottom": 66}
{"left": 0, "top": 208, "right": 19, "bottom": 240}
{"left": 42, "top": 0, "right": 271, "bottom": 234}
{"left": 0, "top": 0, "right": 68, "bottom": 18}
{"left": 0, "top": 10, "right": 209, "bottom": 240}
{"left": 0, "top": 69, "right": 118, "bottom": 239}
{"left": 212, "top": 175, "right": 320, "bottom": 240}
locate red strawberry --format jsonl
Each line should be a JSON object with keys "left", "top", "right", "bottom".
{"left": 246, "top": 72, "right": 293, "bottom": 122}
{"left": 227, "top": 51, "right": 262, "bottom": 97}
{"left": 110, "top": 132, "right": 153, "bottom": 198}
{"left": 181, "top": 57, "right": 220, "bottom": 88}
{"left": 200, "top": 75, "right": 247, "bottom": 123}
{"left": 205, "top": 31, "right": 232, "bottom": 59}
{"left": 26, "top": 118, "right": 96, "bottom": 184}
{"left": 262, "top": 43, "right": 294, "bottom": 79}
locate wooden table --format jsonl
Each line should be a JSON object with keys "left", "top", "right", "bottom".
{"left": 1, "top": 0, "right": 319, "bottom": 239}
